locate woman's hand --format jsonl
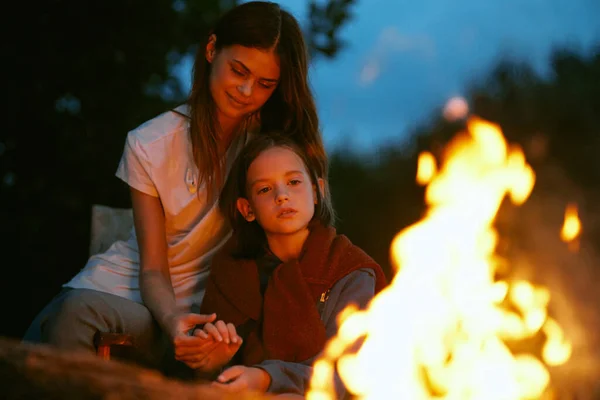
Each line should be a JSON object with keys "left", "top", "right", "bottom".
{"left": 212, "top": 366, "right": 271, "bottom": 392}
{"left": 169, "top": 312, "right": 216, "bottom": 341}
{"left": 167, "top": 312, "right": 219, "bottom": 368}
{"left": 174, "top": 320, "right": 242, "bottom": 371}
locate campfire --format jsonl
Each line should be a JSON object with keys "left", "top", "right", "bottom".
{"left": 308, "top": 115, "right": 576, "bottom": 399}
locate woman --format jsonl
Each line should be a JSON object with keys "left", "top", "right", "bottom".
{"left": 24, "top": 1, "right": 328, "bottom": 373}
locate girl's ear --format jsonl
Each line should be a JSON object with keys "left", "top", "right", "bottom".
{"left": 206, "top": 34, "right": 217, "bottom": 63}
{"left": 313, "top": 178, "right": 325, "bottom": 204}
{"left": 236, "top": 198, "right": 255, "bottom": 222}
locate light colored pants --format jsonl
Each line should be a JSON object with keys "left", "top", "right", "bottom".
{"left": 23, "top": 288, "right": 166, "bottom": 370}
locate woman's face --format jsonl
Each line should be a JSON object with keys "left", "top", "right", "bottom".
{"left": 207, "top": 43, "right": 281, "bottom": 127}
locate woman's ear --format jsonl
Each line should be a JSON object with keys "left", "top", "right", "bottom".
{"left": 236, "top": 198, "right": 255, "bottom": 221}
{"left": 313, "top": 178, "right": 325, "bottom": 204}
{"left": 206, "top": 34, "right": 217, "bottom": 63}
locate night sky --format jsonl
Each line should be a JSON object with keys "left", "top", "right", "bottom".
{"left": 176, "top": 0, "right": 599, "bottom": 152}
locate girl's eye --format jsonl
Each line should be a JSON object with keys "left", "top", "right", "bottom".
{"left": 289, "top": 179, "right": 302, "bottom": 186}
{"left": 257, "top": 187, "right": 270, "bottom": 194}
{"left": 231, "top": 68, "right": 245, "bottom": 76}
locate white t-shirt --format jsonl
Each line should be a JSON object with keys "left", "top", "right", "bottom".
{"left": 65, "top": 105, "right": 248, "bottom": 310}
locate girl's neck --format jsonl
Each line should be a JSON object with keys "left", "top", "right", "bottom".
{"left": 266, "top": 228, "right": 310, "bottom": 263}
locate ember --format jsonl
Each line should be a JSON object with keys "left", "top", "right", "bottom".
{"left": 560, "top": 203, "right": 581, "bottom": 252}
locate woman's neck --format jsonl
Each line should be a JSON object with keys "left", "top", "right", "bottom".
{"left": 217, "top": 113, "right": 244, "bottom": 150}
{"left": 266, "top": 228, "right": 310, "bottom": 263}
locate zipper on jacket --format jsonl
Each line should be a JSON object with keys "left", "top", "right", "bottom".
{"left": 317, "top": 289, "right": 331, "bottom": 320}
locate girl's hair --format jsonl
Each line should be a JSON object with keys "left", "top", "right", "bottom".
{"left": 187, "top": 1, "right": 328, "bottom": 200}
{"left": 219, "top": 133, "right": 335, "bottom": 258}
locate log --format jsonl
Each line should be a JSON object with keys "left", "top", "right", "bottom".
{"left": 0, "top": 337, "right": 269, "bottom": 399}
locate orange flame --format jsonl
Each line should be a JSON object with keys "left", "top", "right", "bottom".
{"left": 560, "top": 203, "right": 581, "bottom": 249}
{"left": 417, "top": 152, "right": 437, "bottom": 186}
{"left": 307, "top": 116, "right": 571, "bottom": 400}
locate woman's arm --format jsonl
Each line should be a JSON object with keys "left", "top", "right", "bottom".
{"left": 130, "top": 187, "right": 179, "bottom": 336}
{"left": 132, "top": 186, "right": 216, "bottom": 362}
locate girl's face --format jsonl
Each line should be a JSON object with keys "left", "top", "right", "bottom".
{"left": 237, "top": 146, "right": 323, "bottom": 238}
{"left": 207, "top": 40, "right": 281, "bottom": 127}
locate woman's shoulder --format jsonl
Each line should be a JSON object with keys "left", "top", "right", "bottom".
{"left": 126, "top": 104, "right": 190, "bottom": 148}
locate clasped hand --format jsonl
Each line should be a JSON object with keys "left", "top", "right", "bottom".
{"left": 170, "top": 316, "right": 270, "bottom": 392}
{"left": 172, "top": 317, "right": 243, "bottom": 372}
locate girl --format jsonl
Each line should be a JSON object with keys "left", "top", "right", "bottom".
{"left": 190, "top": 134, "right": 387, "bottom": 396}
{"left": 24, "top": 1, "right": 329, "bottom": 372}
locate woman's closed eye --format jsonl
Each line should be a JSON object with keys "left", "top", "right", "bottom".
{"left": 231, "top": 67, "right": 245, "bottom": 77}
{"left": 258, "top": 81, "right": 275, "bottom": 89}
{"left": 231, "top": 67, "right": 274, "bottom": 89}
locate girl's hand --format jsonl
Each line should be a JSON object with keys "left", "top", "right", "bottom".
{"left": 196, "top": 320, "right": 239, "bottom": 345}
{"left": 179, "top": 321, "right": 243, "bottom": 371}
{"left": 176, "top": 320, "right": 242, "bottom": 371}
{"left": 175, "top": 334, "right": 242, "bottom": 371}
{"left": 212, "top": 366, "right": 271, "bottom": 392}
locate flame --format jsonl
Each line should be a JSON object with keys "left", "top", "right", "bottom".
{"left": 417, "top": 152, "right": 437, "bottom": 186}
{"left": 307, "top": 116, "right": 571, "bottom": 400}
{"left": 560, "top": 203, "right": 581, "bottom": 244}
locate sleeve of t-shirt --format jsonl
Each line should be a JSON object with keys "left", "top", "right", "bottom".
{"left": 115, "top": 131, "right": 159, "bottom": 197}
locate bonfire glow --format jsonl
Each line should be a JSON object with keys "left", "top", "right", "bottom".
{"left": 307, "top": 116, "right": 571, "bottom": 400}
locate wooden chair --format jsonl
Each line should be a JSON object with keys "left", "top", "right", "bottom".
{"left": 94, "top": 331, "right": 134, "bottom": 361}
{"left": 89, "top": 204, "right": 136, "bottom": 361}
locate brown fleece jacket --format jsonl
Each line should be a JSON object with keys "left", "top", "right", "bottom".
{"left": 200, "top": 223, "right": 387, "bottom": 365}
